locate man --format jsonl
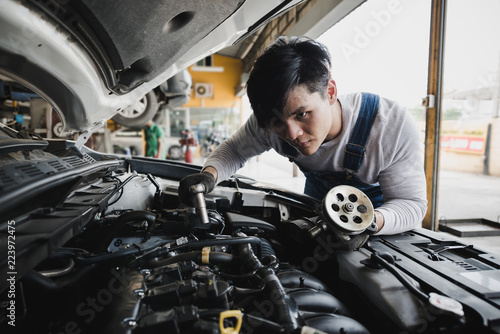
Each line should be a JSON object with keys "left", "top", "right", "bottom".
{"left": 142, "top": 119, "right": 163, "bottom": 159}
{"left": 179, "top": 36, "right": 427, "bottom": 236}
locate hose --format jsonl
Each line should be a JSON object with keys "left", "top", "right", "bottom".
{"left": 188, "top": 236, "right": 262, "bottom": 252}
{"left": 237, "top": 238, "right": 299, "bottom": 332}
{"left": 260, "top": 238, "right": 275, "bottom": 259}
{"left": 149, "top": 251, "right": 234, "bottom": 267}
{"left": 107, "top": 173, "right": 142, "bottom": 205}
{"left": 38, "top": 259, "right": 75, "bottom": 278}
{"left": 372, "top": 252, "right": 428, "bottom": 302}
{"left": 134, "top": 236, "right": 262, "bottom": 267}
{"left": 22, "top": 266, "right": 95, "bottom": 292}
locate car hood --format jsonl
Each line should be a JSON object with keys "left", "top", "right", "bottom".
{"left": 0, "top": 0, "right": 303, "bottom": 135}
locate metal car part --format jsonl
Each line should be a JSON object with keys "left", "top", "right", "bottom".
{"left": 322, "top": 185, "right": 375, "bottom": 234}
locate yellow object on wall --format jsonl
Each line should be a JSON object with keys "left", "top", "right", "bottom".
{"left": 184, "top": 54, "right": 243, "bottom": 108}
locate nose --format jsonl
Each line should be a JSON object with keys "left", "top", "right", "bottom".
{"left": 284, "top": 120, "right": 303, "bottom": 141}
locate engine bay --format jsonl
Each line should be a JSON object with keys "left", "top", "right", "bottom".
{"left": 1, "top": 151, "right": 500, "bottom": 334}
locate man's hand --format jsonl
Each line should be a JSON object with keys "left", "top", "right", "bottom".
{"left": 335, "top": 233, "right": 370, "bottom": 251}
{"left": 178, "top": 171, "right": 215, "bottom": 205}
{"left": 314, "top": 230, "right": 370, "bottom": 252}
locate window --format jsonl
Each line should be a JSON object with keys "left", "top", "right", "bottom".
{"left": 196, "top": 55, "right": 213, "bottom": 67}
{"left": 438, "top": 0, "right": 500, "bottom": 223}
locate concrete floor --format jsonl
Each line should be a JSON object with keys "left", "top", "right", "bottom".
{"left": 195, "top": 151, "right": 500, "bottom": 255}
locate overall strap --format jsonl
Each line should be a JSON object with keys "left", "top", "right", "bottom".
{"left": 343, "top": 92, "right": 380, "bottom": 173}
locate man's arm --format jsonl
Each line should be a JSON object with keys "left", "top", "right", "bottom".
{"left": 202, "top": 166, "right": 218, "bottom": 183}
{"left": 178, "top": 115, "right": 273, "bottom": 205}
{"left": 155, "top": 137, "right": 162, "bottom": 159}
{"left": 203, "top": 114, "right": 273, "bottom": 184}
{"left": 375, "top": 110, "right": 427, "bottom": 235}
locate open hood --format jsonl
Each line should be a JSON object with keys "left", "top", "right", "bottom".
{"left": 0, "top": 0, "right": 303, "bottom": 135}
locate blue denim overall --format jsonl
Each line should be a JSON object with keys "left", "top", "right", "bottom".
{"left": 282, "top": 93, "right": 383, "bottom": 208}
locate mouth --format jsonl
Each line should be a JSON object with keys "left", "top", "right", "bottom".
{"left": 293, "top": 140, "right": 311, "bottom": 148}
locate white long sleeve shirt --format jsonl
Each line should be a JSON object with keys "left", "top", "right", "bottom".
{"left": 204, "top": 92, "right": 427, "bottom": 235}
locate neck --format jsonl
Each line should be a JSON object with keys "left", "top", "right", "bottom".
{"left": 325, "top": 99, "right": 342, "bottom": 142}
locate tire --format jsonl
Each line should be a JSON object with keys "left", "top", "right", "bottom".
{"left": 168, "top": 145, "right": 183, "bottom": 160}
{"left": 112, "top": 90, "right": 158, "bottom": 129}
{"left": 153, "top": 107, "right": 165, "bottom": 125}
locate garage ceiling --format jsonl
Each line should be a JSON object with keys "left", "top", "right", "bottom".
{"left": 216, "top": 0, "right": 365, "bottom": 96}
{"left": 217, "top": 0, "right": 365, "bottom": 70}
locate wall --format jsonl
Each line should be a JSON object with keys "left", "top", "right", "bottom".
{"left": 184, "top": 55, "right": 243, "bottom": 109}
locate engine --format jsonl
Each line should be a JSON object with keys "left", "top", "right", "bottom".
{"left": 9, "top": 169, "right": 370, "bottom": 334}
{"left": 3, "top": 163, "right": 496, "bottom": 334}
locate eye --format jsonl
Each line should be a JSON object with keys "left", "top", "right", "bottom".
{"left": 296, "top": 111, "right": 309, "bottom": 119}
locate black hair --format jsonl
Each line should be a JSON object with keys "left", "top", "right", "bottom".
{"left": 246, "top": 36, "right": 332, "bottom": 129}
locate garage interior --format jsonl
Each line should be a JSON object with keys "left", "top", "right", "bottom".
{"left": 1, "top": 0, "right": 499, "bottom": 253}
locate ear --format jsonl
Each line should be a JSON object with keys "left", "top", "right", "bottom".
{"left": 326, "top": 79, "right": 338, "bottom": 104}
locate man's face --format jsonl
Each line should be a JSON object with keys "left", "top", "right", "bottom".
{"left": 271, "top": 80, "right": 341, "bottom": 156}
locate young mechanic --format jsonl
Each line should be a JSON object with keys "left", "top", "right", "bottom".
{"left": 178, "top": 36, "right": 427, "bottom": 236}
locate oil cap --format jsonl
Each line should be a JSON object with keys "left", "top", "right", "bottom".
{"left": 428, "top": 292, "right": 464, "bottom": 317}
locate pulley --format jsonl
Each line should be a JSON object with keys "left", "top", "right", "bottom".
{"left": 321, "top": 185, "right": 375, "bottom": 234}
